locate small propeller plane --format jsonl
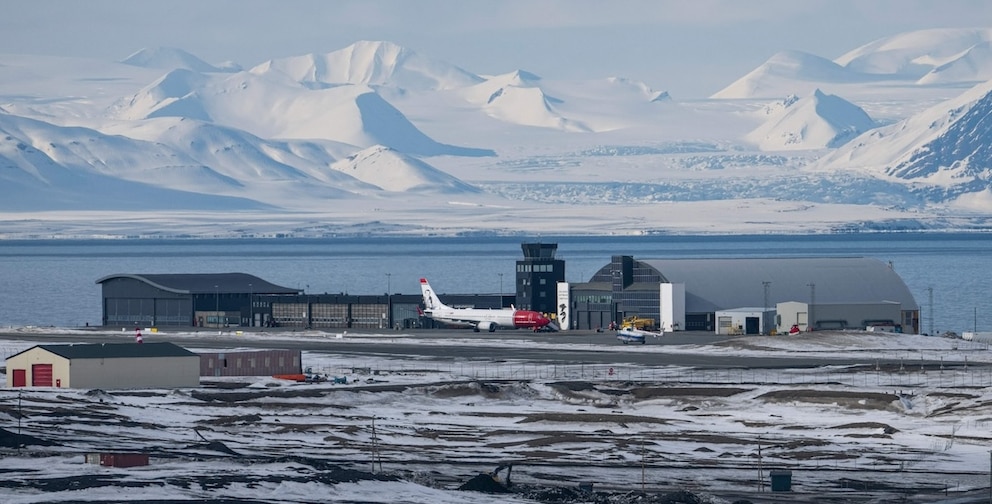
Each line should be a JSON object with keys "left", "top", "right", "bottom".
{"left": 616, "top": 326, "right": 665, "bottom": 344}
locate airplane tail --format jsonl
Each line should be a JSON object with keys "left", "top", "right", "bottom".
{"left": 420, "top": 277, "right": 449, "bottom": 312}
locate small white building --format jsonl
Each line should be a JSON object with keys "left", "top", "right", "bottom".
{"left": 6, "top": 342, "right": 199, "bottom": 389}
{"left": 715, "top": 307, "right": 776, "bottom": 335}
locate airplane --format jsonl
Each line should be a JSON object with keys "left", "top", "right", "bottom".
{"left": 419, "top": 277, "right": 551, "bottom": 332}
{"left": 616, "top": 326, "right": 665, "bottom": 344}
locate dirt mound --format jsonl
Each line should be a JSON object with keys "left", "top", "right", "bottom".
{"left": 186, "top": 440, "right": 240, "bottom": 456}
{"left": 758, "top": 389, "right": 898, "bottom": 409}
{"left": 198, "top": 414, "right": 263, "bottom": 426}
{"left": 0, "top": 427, "right": 58, "bottom": 448}
{"left": 458, "top": 473, "right": 511, "bottom": 493}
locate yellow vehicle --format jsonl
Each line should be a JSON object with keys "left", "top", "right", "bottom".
{"left": 621, "top": 315, "right": 656, "bottom": 331}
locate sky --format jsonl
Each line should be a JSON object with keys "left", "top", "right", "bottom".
{"left": 3, "top": 0, "right": 989, "bottom": 98}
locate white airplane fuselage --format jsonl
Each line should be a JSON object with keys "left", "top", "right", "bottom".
{"left": 420, "top": 278, "right": 551, "bottom": 332}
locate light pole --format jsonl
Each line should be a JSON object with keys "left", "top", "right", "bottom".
{"left": 214, "top": 285, "right": 219, "bottom": 328}
{"left": 248, "top": 282, "right": 253, "bottom": 328}
{"left": 384, "top": 273, "right": 392, "bottom": 329}
{"left": 762, "top": 281, "right": 771, "bottom": 335}
{"left": 807, "top": 282, "right": 816, "bottom": 331}
{"left": 306, "top": 284, "right": 311, "bottom": 329}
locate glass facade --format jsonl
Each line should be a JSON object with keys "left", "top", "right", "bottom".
{"left": 577, "top": 255, "right": 667, "bottom": 329}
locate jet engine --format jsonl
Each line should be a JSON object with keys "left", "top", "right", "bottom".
{"left": 475, "top": 321, "right": 497, "bottom": 332}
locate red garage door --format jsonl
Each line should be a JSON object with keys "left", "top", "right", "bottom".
{"left": 31, "top": 364, "right": 53, "bottom": 386}
{"left": 11, "top": 369, "right": 26, "bottom": 387}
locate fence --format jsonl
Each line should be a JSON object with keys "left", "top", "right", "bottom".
{"left": 305, "top": 357, "right": 992, "bottom": 390}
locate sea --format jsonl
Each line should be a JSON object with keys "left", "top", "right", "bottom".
{"left": 0, "top": 233, "right": 989, "bottom": 334}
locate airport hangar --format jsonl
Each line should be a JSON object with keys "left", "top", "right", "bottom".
{"left": 96, "top": 246, "right": 919, "bottom": 335}
{"left": 96, "top": 272, "right": 514, "bottom": 330}
{"left": 557, "top": 255, "right": 920, "bottom": 334}
{"left": 95, "top": 243, "right": 560, "bottom": 330}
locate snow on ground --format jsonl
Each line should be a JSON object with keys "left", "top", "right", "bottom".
{"left": 2, "top": 328, "right": 992, "bottom": 502}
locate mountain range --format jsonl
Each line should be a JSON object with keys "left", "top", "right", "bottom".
{"left": 1, "top": 31, "right": 991, "bottom": 238}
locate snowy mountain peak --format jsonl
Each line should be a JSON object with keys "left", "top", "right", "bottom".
{"left": 746, "top": 88, "right": 875, "bottom": 150}
{"left": 835, "top": 28, "right": 992, "bottom": 77}
{"left": 330, "top": 145, "right": 479, "bottom": 193}
{"left": 113, "top": 68, "right": 210, "bottom": 121}
{"left": 881, "top": 84, "right": 992, "bottom": 181}
{"left": 816, "top": 79, "right": 992, "bottom": 209}
{"left": 249, "top": 40, "right": 483, "bottom": 91}
{"left": 715, "top": 29, "right": 992, "bottom": 100}
{"left": 507, "top": 69, "right": 541, "bottom": 83}
{"left": 917, "top": 40, "right": 992, "bottom": 85}
{"left": 649, "top": 90, "right": 671, "bottom": 102}
{"left": 121, "top": 47, "right": 240, "bottom": 73}
{"left": 711, "top": 50, "right": 852, "bottom": 99}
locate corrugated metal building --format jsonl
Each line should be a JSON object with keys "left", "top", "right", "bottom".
{"left": 96, "top": 273, "right": 299, "bottom": 328}
{"left": 6, "top": 342, "right": 199, "bottom": 389}
{"left": 198, "top": 349, "right": 302, "bottom": 377}
{"left": 560, "top": 256, "right": 919, "bottom": 333}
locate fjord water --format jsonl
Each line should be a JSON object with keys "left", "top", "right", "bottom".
{"left": 0, "top": 233, "right": 989, "bottom": 334}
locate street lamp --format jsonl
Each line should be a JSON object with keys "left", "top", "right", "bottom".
{"left": 498, "top": 273, "right": 504, "bottom": 307}
{"left": 306, "top": 284, "right": 311, "bottom": 329}
{"left": 385, "top": 273, "right": 392, "bottom": 330}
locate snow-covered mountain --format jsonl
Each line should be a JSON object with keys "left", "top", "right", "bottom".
{"left": 0, "top": 113, "right": 268, "bottom": 212}
{"left": 330, "top": 145, "right": 479, "bottom": 193}
{"left": 113, "top": 68, "right": 494, "bottom": 157}
{"left": 917, "top": 41, "right": 992, "bottom": 85}
{"left": 714, "top": 28, "right": 992, "bottom": 100}
{"left": 712, "top": 51, "right": 863, "bottom": 99}
{"left": 249, "top": 40, "right": 483, "bottom": 91}
{"left": 460, "top": 70, "right": 590, "bottom": 132}
{"left": 2, "top": 29, "right": 992, "bottom": 237}
{"left": 835, "top": 28, "right": 992, "bottom": 78}
{"left": 814, "top": 79, "right": 992, "bottom": 210}
{"left": 121, "top": 47, "right": 242, "bottom": 73}
{"left": 746, "top": 89, "right": 876, "bottom": 151}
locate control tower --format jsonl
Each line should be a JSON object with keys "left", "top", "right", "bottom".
{"left": 515, "top": 243, "right": 565, "bottom": 314}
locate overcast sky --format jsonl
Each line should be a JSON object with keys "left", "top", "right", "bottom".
{"left": 3, "top": 0, "right": 989, "bottom": 98}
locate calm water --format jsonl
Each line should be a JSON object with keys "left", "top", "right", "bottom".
{"left": 0, "top": 233, "right": 989, "bottom": 333}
